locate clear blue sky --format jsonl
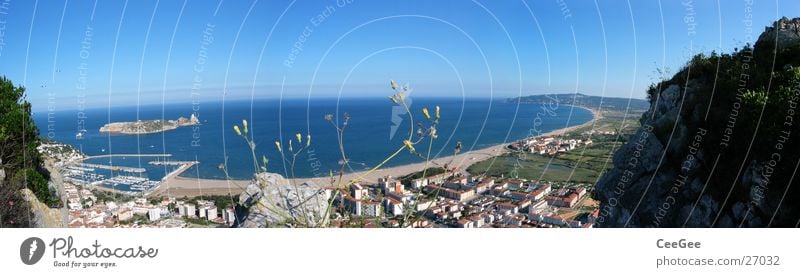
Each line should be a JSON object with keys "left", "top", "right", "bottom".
{"left": 0, "top": 0, "right": 797, "bottom": 111}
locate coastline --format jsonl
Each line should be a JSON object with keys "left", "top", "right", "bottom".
{"left": 152, "top": 106, "right": 602, "bottom": 198}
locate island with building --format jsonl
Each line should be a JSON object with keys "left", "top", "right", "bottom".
{"left": 100, "top": 114, "right": 199, "bottom": 134}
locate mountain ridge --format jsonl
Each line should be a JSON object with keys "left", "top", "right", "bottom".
{"left": 508, "top": 93, "right": 650, "bottom": 111}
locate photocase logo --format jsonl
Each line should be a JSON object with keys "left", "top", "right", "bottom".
{"left": 20, "top": 237, "right": 46, "bottom": 265}
{"left": 389, "top": 88, "right": 413, "bottom": 140}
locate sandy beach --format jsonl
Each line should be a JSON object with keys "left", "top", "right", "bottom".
{"left": 152, "top": 107, "right": 602, "bottom": 198}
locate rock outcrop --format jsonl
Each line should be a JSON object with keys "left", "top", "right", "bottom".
{"left": 22, "top": 189, "right": 66, "bottom": 227}
{"left": 235, "top": 173, "right": 330, "bottom": 227}
{"left": 594, "top": 18, "right": 800, "bottom": 227}
{"left": 758, "top": 16, "right": 800, "bottom": 49}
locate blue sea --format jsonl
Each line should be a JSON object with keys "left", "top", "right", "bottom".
{"left": 34, "top": 97, "right": 592, "bottom": 180}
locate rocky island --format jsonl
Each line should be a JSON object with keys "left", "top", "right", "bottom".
{"left": 100, "top": 114, "right": 199, "bottom": 134}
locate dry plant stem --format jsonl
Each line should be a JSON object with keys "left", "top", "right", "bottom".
{"left": 403, "top": 134, "right": 435, "bottom": 226}
{"left": 278, "top": 144, "right": 313, "bottom": 227}
{"left": 322, "top": 81, "right": 436, "bottom": 227}
{"left": 345, "top": 145, "right": 407, "bottom": 187}
{"left": 246, "top": 136, "right": 259, "bottom": 174}
{"left": 321, "top": 190, "right": 340, "bottom": 227}
{"left": 344, "top": 99, "right": 415, "bottom": 186}
{"left": 328, "top": 119, "right": 349, "bottom": 189}
{"left": 234, "top": 129, "right": 298, "bottom": 225}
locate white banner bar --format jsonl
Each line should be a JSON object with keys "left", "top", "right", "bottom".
{"left": 1, "top": 229, "right": 797, "bottom": 276}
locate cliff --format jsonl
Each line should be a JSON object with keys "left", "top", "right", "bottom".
{"left": 22, "top": 188, "right": 66, "bottom": 227}
{"left": 100, "top": 113, "right": 199, "bottom": 134}
{"left": 594, "top": 17, "right": 800, "bottom": 227}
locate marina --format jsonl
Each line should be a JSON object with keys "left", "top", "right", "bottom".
{"left": 78, "top": 162, "right": 146, "bottom": 173}
{"left": 60, "top": 154, "right": 198, "bottom": 195}
{"left": 104, "top": 175, "right": 160, "bottom": 193}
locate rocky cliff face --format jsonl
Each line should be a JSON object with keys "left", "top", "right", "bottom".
{"left": 759, "top": 17, "right": 800, "bottom": 49}
{"left": 22, "top": 189, "right": 66, "bottom": 227}
{"left": 235, "top": 173, "right": 329, "bottom": 227}
{"left": 594, "top": 18, "right": 800, "bottom": 227}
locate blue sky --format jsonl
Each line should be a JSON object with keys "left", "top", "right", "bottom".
{"left": 0, "top": 0, "right": 797, "bottom": 111}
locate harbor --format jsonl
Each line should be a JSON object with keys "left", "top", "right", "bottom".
{"left": 61, "top": 154, "right": 198, "bottom": 196}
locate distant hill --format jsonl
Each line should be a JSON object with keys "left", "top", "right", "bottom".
{"left": 508, "top": 93, "right": 650, "bottom": 111}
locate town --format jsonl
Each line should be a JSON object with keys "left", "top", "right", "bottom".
{"left": 39, "top": 142, "right": 237, "bottom": 228}
{"left": 40, "top": 140, "right": 599, "bottom": 228}
{"left": 61, "top": 171, "right": 598, "bottom": 228}
{"left": 508, "top": 135, "right": 594, "bottom": 157}
{"left": 63, "top": 180, "right": 237, "bottom": 228}
{"left": 326, "top": 170, "right": 598, "bottom": 228}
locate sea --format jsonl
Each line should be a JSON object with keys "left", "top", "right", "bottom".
{"left": 33, "top": 97, "right": 593, "bottom": 182}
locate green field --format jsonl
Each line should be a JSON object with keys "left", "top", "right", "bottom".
{"left": 467, "top": 141, "right": 621, "bottom": 184}
{"left": 466, "top": 110, "right": 643, "bottom": 185}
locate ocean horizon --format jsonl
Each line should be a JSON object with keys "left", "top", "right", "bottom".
{"left": 33, "top": 97, "right": 593, "bottom": 182}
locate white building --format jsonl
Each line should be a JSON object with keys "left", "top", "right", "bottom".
{"left": 206, "top": 206, "right": 218, "bottom": 220}
{"left": 343, "top": 196, "right": 362, "bottom": 216}
{"left": 362, "top": 201, "right": 382, "bottom": 217}
{"left": 148, "top": 207, "right": 161, "bottom": 221}
{"left": 68, "top": 201, "right": 82, "bottom": 210}
{"left": 350, "top": 183, "right": 366, "bottom": 200}
{"left": 179, "top": 205, "right": 188, "bottom": 217}
{"left": 133, "top": 206, "right": 150, "bottom": 215}
{"left": 183, "top": 203, "right": 197, "bottom": 218}
{"left": 223, "top": 208, "right": 236, "bottom": 225}
{"left": 411, "top": 178, "right": 428, "bottom": 189}
{"left": 117, "top": 208, "right": 133, "bottom": 222}
{"left": 383, "top": 198, "right": 404, "bottom": 217}
{"left": 529, "top": 200, "right": 548, "bottom": 214}
{"left": 198, "top": 206, "right": 208, "bottom": 219}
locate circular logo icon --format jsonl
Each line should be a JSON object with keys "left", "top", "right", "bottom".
{"left": 20, "top": 237, "right": 45, "bottom": 265}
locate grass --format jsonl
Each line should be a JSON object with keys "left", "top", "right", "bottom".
{"left": 184, "top": 216, "right": 223, "bottom": 227}
{"left": 466, "top": 109, "right": 640, "bottom": 185}
{"left": 179, "top": 195, "right": 236, "bottom": 210}
{"left": 399, "top": 167, "right": 445, "bottom": 186}
{"left": 467, "top": 141, "right": 621, "bottom": 184}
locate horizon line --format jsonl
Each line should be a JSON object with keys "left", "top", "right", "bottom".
{"left": 32, "top": 93, "right": 648, "bottom": 113}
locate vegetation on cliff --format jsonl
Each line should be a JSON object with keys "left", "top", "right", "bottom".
{"left": 0, "top": 76, "right": 59, "bottom": 227}
{"left": 595, "top": 17, "right": 800, "bottom": 227}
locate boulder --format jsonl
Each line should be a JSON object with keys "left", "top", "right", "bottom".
{"left": 236, "top": 173, "right": 330, "bottom": 227}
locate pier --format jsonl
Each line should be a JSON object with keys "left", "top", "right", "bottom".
{"left": 161, "top": 161, "right": 199, "bottom": 181}
{"left": 77, "top": 153, "right": 173, "bottom": 162}
{"left": 149, "top": 160, "right": 196, "bottom": 166}
{"left": 78, "top": 163, "right": 146, "bottom": 173}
